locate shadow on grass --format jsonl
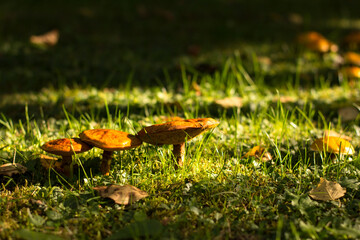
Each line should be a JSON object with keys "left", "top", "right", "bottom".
{"left": 1, "top": 0, "right": 360, "bottom": 94}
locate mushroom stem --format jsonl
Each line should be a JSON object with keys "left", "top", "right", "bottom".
{"left": 61, "top": 156, "right": 73, "bottom": 177}
{"left": 100, "top": 150, "right": 114, "bottom": 176}
{"left": 173, "top": 143, "right": 185, "bottom": 168}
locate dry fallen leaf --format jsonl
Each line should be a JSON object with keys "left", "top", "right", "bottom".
{"left": 215, "top": 97, "right": 243, "bottom": 108}
{"left": 309, "top": 178, "right": 346, "bottom": 201}
{"left": 338, "top": 106, "right": 359, "bottom": 122}
{"left": 93, "top": 184, "right": 148, "bottom": 205}
{"left": 39, "top": 154, "right": 70, "bottom": 176}
{"left": 323, "top": 130, "right": 352, "bottom": 141}
{"left": 187, "top": 44, "right": 201, "bottom": 57}
{"left": 191, "top": 81, "right": 201, "bottom": 96}
{"left": 154, "top": 115, "right": 184, "bottom": 123}
{"left": 272, "top": 95, "right": 297, "bottom": 104}
{"left": 0, "top": 163, "right": 27, "bottom": 176}
{"left": 30, "top": 29, "right": 59, "bottom": 46}
{"left": 288, "top": 13, "right": 303, "bottom": 25}
{"left": 242, "top": 146, "right": 272, "bottom": 162}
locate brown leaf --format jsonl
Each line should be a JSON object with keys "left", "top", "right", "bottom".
{"left": 187, "top": 45, "right": 201, "bottom": 57}
{"left": 154, "top": 116, "right": 184, "bottom": 123}
{"left": 338, "top": 106, "right": 359, "bottom": 122}
{"left": 0, "top": 163, "right": 27, "bottom": 176}
{"left": 309, "top": 178, "right": 346, "bottom": 201}
{"left": 215, "top": 97, "right": 243, "bottom": 108}
{"left": 30, "top": 29, "right": 59, "bottom": 46}
{"left": 191, "top": 81, "right": 201, "bottom": 96}
{"left": 40, "top": 155, "right": 62, "bottom": 169}
{"left": 242, "top": 146, "right": 272, "bottom": 162}
{"left": 39, "top": 154, "right": 70, "bottom": 176}
{"left": 288, "top": 13, "right": 303, "bottom": 25}
{"left": 272, "top": 95, "right": 297, "bottom": 104}
{"left": 93, "top": 184, "right": 148, "bottom": 205}
{"left": 323, "top": 130, "right": 352, "bottom": 141}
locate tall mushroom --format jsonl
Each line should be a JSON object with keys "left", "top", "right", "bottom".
{"left": 310, "top": 136, "right": 355, "bottom": 160}
{"left": 41, "top": 138, "right": 93, "bottom": 177}
{"left": 79, "top": 129, "right": 142, "bottom": 176}
{"left": 137, "top": 118, "right": 219, "bottom": 167}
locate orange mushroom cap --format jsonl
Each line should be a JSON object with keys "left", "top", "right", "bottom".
{"left": 41, "top": 138, "right": 92, "bottom": 157}
{"left": 297, "top": 31, "right": 324, "bottom": 43}
{"left": 341, "top": 66, "right": 360, "bottom": 78}
{"left": 310, "top": 136, "right": 355, "bottom": 155}
{"left": 79, "top": 129, "right": 142, "bottom": 151}
{"left": 137, "top": 118, "right": 220, "bottom": 145}
{"left": 297, "top": 31, "right": 338, "bottom": 53}
{"left": 344, "top": 52, "right": 360, "bottom": 66}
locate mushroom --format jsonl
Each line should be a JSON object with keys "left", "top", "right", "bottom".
{"left": 297, "top": 31, "right": 338, "bottom": 53}
{"left": 41, "top": 138, "right": 93, "bottom": 177}
{"left": 136, "top": 118, "right": 219, "bottom": 167}
{"left": 79, "top": 129, "right": 142, "bottom": 176}
{"left": 310, "top": 136, "right": 355, "bottom": 160}
{"left": 343, "top": 52, "right": 360, "bottom": 66}
{"left": 341, "top": 66, "right": 360, "bottom": 79}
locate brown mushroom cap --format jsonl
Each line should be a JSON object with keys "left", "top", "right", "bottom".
{"left": 79, "top": 129, "right": 142, "bottom": 151}
{"left": 137, "top": 118, "right": 220, "bottom": 145}
{"left": 41, "top": 138, "right": 92, "bottom": 156}
{"left": 310, "top": 136, "right": 355, "bottom": 155}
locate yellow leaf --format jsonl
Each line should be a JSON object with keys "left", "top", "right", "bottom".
{"left": 30, "top": 29, "right": 59, "bottom": 46}
{"left": 323, "top": 130, "right": 352, "bottom": 141}
{"left": 215, "top": 97, "right": 243, "bottom": 108}
{"left": 309, "top": 178, "right": 346, "bottom": 201}
{"left": 242, "top": 146, "right": 272, "bottom": 162}
{"left": 93, "top": 184, "right": 148, "bottom": 205}
{"left": 40, "top": 154, "right": 70, "bottom": 176}
{"left": 0, "top": 163, "right": 27, "bottom": 176}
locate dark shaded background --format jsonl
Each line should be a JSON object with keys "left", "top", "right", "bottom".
{"left": 1, "top": 0, "right": 359, "bottom": 94}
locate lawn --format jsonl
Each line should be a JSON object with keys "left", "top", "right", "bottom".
{"left": 1, "top": 0, "right": 360, "bottom": 239}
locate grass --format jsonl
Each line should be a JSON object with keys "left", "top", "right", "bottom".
{"left": 1, "top": 0, "right": 360, "bottom": 239}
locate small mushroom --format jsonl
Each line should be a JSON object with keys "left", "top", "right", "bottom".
{"left": 343, "top": 52, "right": 360, "bottom": 66}
{"left": 310, "top": 136, "right": 355, "bottom": 160}
{"left": 137, "top": 118, "right": 219, "bottom": 167}
{"left": 41, "top": 138, "right": 93, "bottom": 177}
{"left": 341, "top": 66, "right": 360, "bottom": 79}
{"left": 79, "top": 129, "right": 142, "bottom": 175}
{"left": 297, "top": 31, "right": 338, "bottom": 53}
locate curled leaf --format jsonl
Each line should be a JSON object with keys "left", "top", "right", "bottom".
{"left": 39, "top": 154, "right": 70, "bottom": 176}
{"left": 338, "top": 106, "right": 359, "bottom": 122}
{"left": 0, "top": 163, "right": 27, "bottom": 176}
{"left": 309, "top": 178, "right": 346, "bottom": 201}
{"left": 93, "top": 184, "right": 148, "bottom": 205}
{"left": 30, "top": 29, "right": 59, "bottom": 46}
{"left": 323, "top": 130, "right": 352, "bottom": 141}
{"left": 215, "top": 97, "right": 243, "bottom": 108}
{"left": 242, "top": 146, "right": 272, "bottom": 162}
